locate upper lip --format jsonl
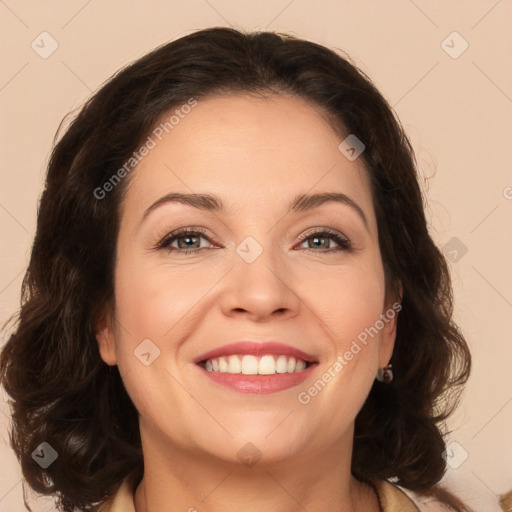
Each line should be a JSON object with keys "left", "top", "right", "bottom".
{"left": 193, "top": 341, "right": 318, "bottom": 364}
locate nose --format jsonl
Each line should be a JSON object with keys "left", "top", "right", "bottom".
{"left": 219, "top": 237, "right": 301, "bottom": 322}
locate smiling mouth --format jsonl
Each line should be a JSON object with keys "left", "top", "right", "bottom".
{"left": 198, "top": 354, "right": 313, "bottom": 375}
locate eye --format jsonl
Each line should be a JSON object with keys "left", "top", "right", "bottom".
{"left": 155, "top": 227, "right": 214, "bottom": 255}
{"left": 296, "top": 228, "right": 351, "bottom": 253}
{"left": 154, "top": 227, "right": 352, "bottom": 255}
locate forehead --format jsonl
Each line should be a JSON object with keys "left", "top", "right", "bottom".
{"left": 121, "top": 93, "right": 374, "bottom": 227}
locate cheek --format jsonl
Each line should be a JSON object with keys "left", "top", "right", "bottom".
{"left": 311, "top": 259, "right": 386, "bottom": 346}
{"left": 112, "top": 257, "right": 199, "bottom": 349}
{"left": 300, "top": 263, "right": 386, "bottom": 419}
{"left": 110, "top": 259, "right": 194, "bottom": 423}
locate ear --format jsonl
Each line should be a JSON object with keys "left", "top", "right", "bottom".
{"left": 379, "top": 283, "right": 403, "bottom": 366}
{"left": 94, "top": 306, "right": 118, "bottom": 366}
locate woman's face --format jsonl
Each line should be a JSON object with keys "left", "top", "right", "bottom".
{"left": 96, "top": 93, "right": 398, "bottom": 466}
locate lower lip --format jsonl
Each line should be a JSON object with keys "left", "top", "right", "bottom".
{"left": 197, "top": 364, "right": 317, "bottom": 393}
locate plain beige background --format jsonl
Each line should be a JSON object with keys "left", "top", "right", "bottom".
{"left": 1, "top": 1, "right": 511, "bottom": 511}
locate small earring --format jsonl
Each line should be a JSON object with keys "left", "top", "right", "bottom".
{"left": 376, "top": 363, "right": 393, "bottom": 383}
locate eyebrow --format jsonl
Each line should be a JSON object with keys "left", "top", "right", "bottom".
{"left": 140, "top": 191, "right": 369, "bottom": 230}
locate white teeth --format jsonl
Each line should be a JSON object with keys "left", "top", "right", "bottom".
{"left": 219, "top": 357, "right": 228, "bottom": 372}
{"left": 227, "top": 355, "right": 241, "bottom": 373}
{"left": 276, "top": 355, "right": 288, "bottom": 373}
{"left": 241, "top": 355, "right": 258, "bottom": 375}
{"left": 295, "top": 359, "right": 306, "bottom": 372}
{"left": 202, "top": 354, "right": 309, "bottom": 374}
{"left": 258, "top": 355, "right": 276, "bottom": 375}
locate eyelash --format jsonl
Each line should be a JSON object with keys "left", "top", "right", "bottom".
{"left": 154, "top": 227, "right": 352, "bottom": 255}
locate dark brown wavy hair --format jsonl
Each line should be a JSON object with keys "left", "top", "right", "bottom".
{"left": 0, "top": 27, "right": 472, "bottom": 512}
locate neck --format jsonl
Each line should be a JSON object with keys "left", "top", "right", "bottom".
{"left": 133, "top": 424, "right": 380, "bottom": 512}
